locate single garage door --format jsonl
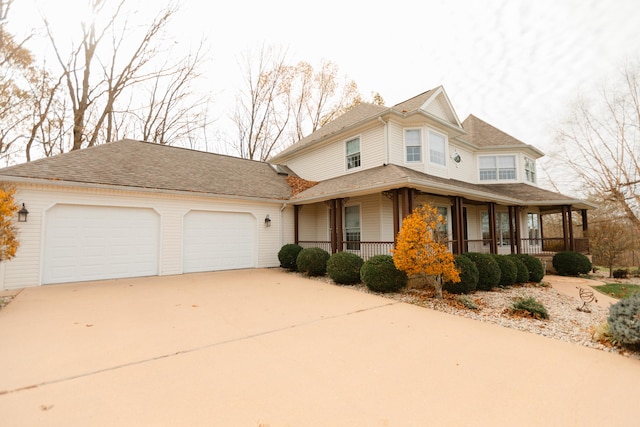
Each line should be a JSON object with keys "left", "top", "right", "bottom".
{"left": 183, "top": 211, "right": 256, "bottom": 273}
{"left": 43, "top": 205, "right": 160, "bottom": 284}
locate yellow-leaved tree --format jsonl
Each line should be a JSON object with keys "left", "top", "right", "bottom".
{"left": 0, "top": 186, "right": 19, "bottom": 262}
{"left": 392, "top": 204, "right": 460, "bottom": 299}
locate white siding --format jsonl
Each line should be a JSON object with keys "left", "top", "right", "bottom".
{"left": 283, "top": 125, "right": 386, "bottom": 181}
{"left": 448, "top": 144, "right": 476, "bottom": 182}
{"left": 1, "top": 184, "right": 287, "bottom": 289}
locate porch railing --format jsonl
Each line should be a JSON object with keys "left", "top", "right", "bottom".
{"left": 298, "top": 237, "right": 589, "bottom": 259}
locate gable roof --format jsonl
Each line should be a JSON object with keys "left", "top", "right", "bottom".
{"left": 270, "top": 86, "right": 465, "bottom": 162}
{"left": 0, "top": 139, "right": 292, "bottom": 200}
{"left": 289, "top": 163, "right": 594, "bottom": 210}
{"left": 461, "top": 115, "right": 542, "bottom": 156}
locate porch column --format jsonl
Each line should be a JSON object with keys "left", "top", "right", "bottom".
{"left": 330, "top": 199, "right": 338, "bottom": 254}
{"left": 336, "top": 198, "right": 344, "bottom": 252}
{"left": 392, "top": 190, "right": 400, "bottom": 242}
{"left": 514, "top": 206, "right": 522, "bottom": 254}
{"left": 401, "top": 188, "right": 410, "bottom": 219}
{"left": 294, "top": 205, "right": 300, "bottom": 244}
{"left": 508, "top": 206, "right": 516, "bottom": 254}
{"left": 561, "top": 205, "right": 573, "bottom": 251}
{"left": 581, "top": 209, "right": 589, "bottom": 236}
{"left": 568, "top": 206, "right": 575, "bottom": 251}
{"left": 488, "top": 202, "right": 498, "bottom": 254}
{"left": 452, "top": 196, "right": 465, "bottom": 255}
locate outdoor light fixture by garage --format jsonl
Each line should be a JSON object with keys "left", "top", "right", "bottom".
{"left": 264, "top": 214, "right": 271, "bottom": 227}
{"left": 18, "top": 203, "right": 29, "bottom": 222}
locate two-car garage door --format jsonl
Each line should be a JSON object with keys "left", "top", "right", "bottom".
{"left": 42, "top": 205, "right": 257, "bottom": 285}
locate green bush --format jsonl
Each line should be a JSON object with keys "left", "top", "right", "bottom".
{"left": 511, "top": 296, "right": 549, "bottom": 319}
{"left": 296, "top": 247, "right": 330, "bottom": 277}
{"left": 443, "top": 255, "right": 479, "bottom": 294}
{"left": 608, "top": 292, "right": 640, "bottom": 346}
{"left": 278, "top": 244, "right": 303, "bottom": 271}
{"left": 508, "top": 254, "right": 529, "bottom": 284}
{"left": 515, "top": 254, "right": 545, "bottom": 282}
{"left": 327, "top": 251, "right": 364, "bottom": 285}
{"left": 552, "top": 251, "right": 592, "bottom": 276}
{"left": 493, "top": 255, "right": 517, "bottom": 287}
{"left": 360, "top": 255, "right": 408, "bottom": 293}
{"left": 460, "top": 252, "right": 501, "bottom": 291}
{"left": 613, "top": 268, "right": 629, "bottom": 279}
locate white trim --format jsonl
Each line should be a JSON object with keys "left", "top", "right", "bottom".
{"left": 427, "top": 129, "right": 448, "bottom": 168}
{"left": 344, "top": 135, "right": 362, "bottom": 171}
{"left": 403, "top": 128, "right": 423, "bottom": 163}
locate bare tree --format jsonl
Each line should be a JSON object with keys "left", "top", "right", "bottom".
{"left": 589, "top": 199, "right": 636, "bottom": 276}
{"left": 551, "top": 61, "right": 640, "bottom": 228}
{"left": 231, "top": 46, "right": 377, "bottom": 161}
{"left": 44, "top": 0, "right": 210, "bottom": 151}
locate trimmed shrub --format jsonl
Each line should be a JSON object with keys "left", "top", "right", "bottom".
{"left": 493, "top": 255, "right": 518, "bottom": 287}
{"left": 552, "top": 251, "right": 592, "bottom": 276}
{"left": 278, "top": 244, "right": 303, "bottom": 271}
{"left": 511, "top": 296, "right": 549, "bottom": 319}
{"left": 327, "top": 251, "right": 364, "bottom": 285}
{"left": 613, "top": 268, "right": 629, "bottom": 279}
{"left": 460, "top": 252, "right": 501, "bottom": 291}
{"left": 508, "top": 254, "right": 530, "bottom": 284}
{"left": 515, "top": 254, "right": 545, "bottom": 282}
{"left": 608, "top": 292, "right": 640, "bottom": 346}
{"left": 360, "top": 255, "right": 408, "bottom": 293}
{"left": 444, "top": 255, "right": 479, "bottom": 294}
{"left": 296, "top": 247, "right": 330, "bottom": 277}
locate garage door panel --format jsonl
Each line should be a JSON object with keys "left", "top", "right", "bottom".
{"left": 183, "top": 211, "right": 256, "bottom": 273}
{"left": 43, "top": 205, "right": 160, "bottom": 284}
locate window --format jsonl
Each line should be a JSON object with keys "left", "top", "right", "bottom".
{"left": 525, "top": 157, "right": 536, "bottom": 183}
{"left": 429, "top": 131, "right": 446, "bottom": 166}
{"left": 346, "top": 137, "right": 361, "bottom": 170}
{"left": 481, "top": 211, "right": 512, "bottom": 246}
{"left": 479, "top": 155, "right": 516, "bottom": 181}
{"left": 344, "top": 205, "right": 361, "bottom": 250}
{"left": 435, "top": 206, "right": 448, "bottom": 241}
{"left": 405, "top": 129, "right": 422, "bottom": 162}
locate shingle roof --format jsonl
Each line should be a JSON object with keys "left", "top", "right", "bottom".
{"left": 0, "top": 139, "right": 292, "bottom": 200}
{"left": 391, "top": 87, "right": 438, "bottom": 113}
{"left": 461, "top": 114, "right": 528, "bottom": 148}
{"left": 290, "top": 163, "right": 593, "bottom": 209}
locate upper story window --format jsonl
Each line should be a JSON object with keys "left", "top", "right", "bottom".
{"left": 405, "top": 129, "right": 422, "bottom": 162}
{"left": 525, "top": 157, "right": 536, "bottom": 183}
{"left": 345, "top": 137, "right": 361, "bottom": 170}
{"left": 479, "top": 155, "right": 516, "bottom": 181}
{"left": 429, "top": 131, "right": 446, "bottom": 166}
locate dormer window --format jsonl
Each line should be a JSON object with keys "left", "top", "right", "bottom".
{"left": 405, "top": 129, "right": 422, "bottom": 162}
{"left": 345, "top": 137, "right": 361, "bottom": 170}
{"left": 525, "top": 157, "right": 536, "bottom": 183}
{"left": 479, "top": 155, "right": 516, "bottom": 181}
{"left": 429, "top": 131, "right": 446, "bottom": 166}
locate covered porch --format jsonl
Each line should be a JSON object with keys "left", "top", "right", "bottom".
{"left": 288, "top": 164, "right": 595, "bottom": 261}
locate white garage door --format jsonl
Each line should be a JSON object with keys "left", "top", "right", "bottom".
{"left": 183, "top": 211, "right": 256, "bottom": 273}
{"left": 43, "top": 205, "right": 160, "bottom": 285}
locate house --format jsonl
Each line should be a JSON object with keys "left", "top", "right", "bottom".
{"left": 0, "top": 86, "right": 595, "bottom": 290}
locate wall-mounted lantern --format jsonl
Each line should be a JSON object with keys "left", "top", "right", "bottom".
{"left": 264, "top": 214, "right": 271, "bottom": 227}
{"left": 18, "top": 203, "right": 29, "bottom": 222}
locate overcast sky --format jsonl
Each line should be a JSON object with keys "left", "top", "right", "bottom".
{"left": 9, "top": 0, "right": 640, "bottom": 160}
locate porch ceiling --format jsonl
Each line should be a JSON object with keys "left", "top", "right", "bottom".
{"left": 289, "top": 164, "right": 596, "bottom": 210}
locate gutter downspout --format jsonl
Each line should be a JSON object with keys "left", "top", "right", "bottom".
{"left": 280, "top": 202, "right": 288, "bottom": 249}
{"left": 378, "top": 116, "right": 389, "bottom": 164}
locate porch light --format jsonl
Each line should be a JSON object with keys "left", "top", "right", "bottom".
{"left": 451, "top": 151, "right": 462, "bottom": 164}
{"left": 18, "top": 203, "right": 29, "bottom": 222}
{"left": 264, "top": 214, "right": 271, "bottom": 227}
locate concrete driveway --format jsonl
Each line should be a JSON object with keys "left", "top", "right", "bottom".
{"left": 0, "top": 269, "right": 638, "bottom": 426}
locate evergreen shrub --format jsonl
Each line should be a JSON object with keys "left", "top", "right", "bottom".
{"left": 360, "top": 255, "right": 408, "bottom": 293}
{"left": 508, "top": 254, "right": 530, "bottom": 284}
{"left": 515, "top": 254, "right": 545, "bottom": 282}
{"left": 278, "top": 244, "right": 303, "bottom": 271}
{"left": 296, "top": 247, "right": 330, "bottom": 277}
{"left": 493, "top": 255, "right": 518, "bottom": 287}
{"left": 443, "top": 254, "right": 479, "bottom": 294}
{"left": 327, "top": 251, "right": 364, "bottom": 285}
{"left": 460, "top": 252, "right": 501, "bottom": 291}
{"left": 552, "top": 251, "right": 592, "bottom": 276}
{"left": 608, "top": 292, "right": 640, "bottom": 346}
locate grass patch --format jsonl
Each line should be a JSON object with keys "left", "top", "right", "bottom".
{"left": 593, "top": 283, "right": 640, "bottom": 300}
